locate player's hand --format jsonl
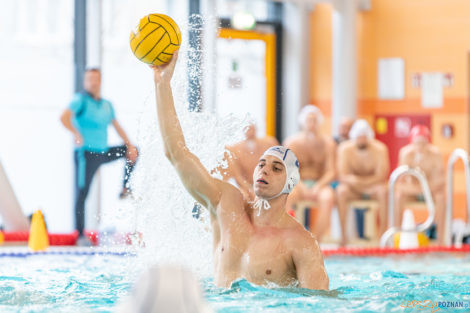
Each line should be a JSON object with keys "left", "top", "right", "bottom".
{"left": 126, "top": 144, "right": 139, "bottom": 163}
{"left": 74, "top": 132, "right": 83, "bottom": 146}
{"left": 150, "top": 50, "right": 179, "bottom": 85}
{"left": 342, "top": 175, "right": 359, "bottom": 186}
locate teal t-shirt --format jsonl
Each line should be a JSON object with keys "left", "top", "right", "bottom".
{"left": 69, "top": 92, "right": 116, "bottom": 151}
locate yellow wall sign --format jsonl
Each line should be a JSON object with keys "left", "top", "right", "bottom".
{"left": 376, "top": 118, "right": 388, "bottom": 135}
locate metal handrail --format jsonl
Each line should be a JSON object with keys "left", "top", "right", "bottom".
{"left": 380, "top": 165, "right": 435, "bottom": 247}
{"left": 445, "top": 148, "right": 470, "bottom": 247}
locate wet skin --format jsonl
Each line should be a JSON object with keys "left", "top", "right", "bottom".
{"left": 152, "top": 53, "right": 328, "bottom": 290}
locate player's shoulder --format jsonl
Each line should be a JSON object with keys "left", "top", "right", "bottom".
{"left": 257, "top": 136, "right": 278, "bottom": 150}
{"left": 227, "top": 142, "right": 243, "bottom": 155}
{"left": 283, "top": 134, "right": 299, "bottom": 147}
{"left": 321, "top": 135, "right": 336, "bottom": 146}
{"left": 265, "top": 136, "right": 279, "bottom": 146}
{"left": 428, "top": 144, "right": 442, "bottom": 156}
{"left": 373, "top": 139, "right": 388, "bottom": 151}
{"left": 219, "top": 179, "right": 245, "bottom": 202}
{"left": 338, "top": 139, "right": 354, "bottom": 152}
{"left": 214, "top": 180, "right": 248, "bottom": 217}
{"left": 285, "top": 218, "right": 319, "bottom": 247}
{"left": 399, "top": 143, "right": 414, "bottom": 155}
{"left": 288, "top": 229, "right": 322, "bottom": 260}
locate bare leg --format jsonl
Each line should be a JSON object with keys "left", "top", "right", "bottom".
{"left": 312, "top": 186, "right": 335, "bottom": 242}
{"left": 394, "top": 189, "right": 404, "bottom": 227}
{"left": 395, "top": 189, "right": 415, "bottom": 227}
{"left": 336, "top": 184, "right": 359, "bottom": 246}
{"left": 370, "top": 184, "right": 388, "bottom": 236}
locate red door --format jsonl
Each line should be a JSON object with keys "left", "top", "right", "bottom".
{"left": 375, "top": 115, "right": 431, "bottom": 173}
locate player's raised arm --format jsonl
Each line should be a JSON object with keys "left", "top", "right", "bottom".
{"left": 151, "top": 52, "right": 222, "bottom": 211}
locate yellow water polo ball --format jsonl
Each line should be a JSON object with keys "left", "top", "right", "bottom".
{"left": 130, "top": 14, "right": 181, "bottom": 66}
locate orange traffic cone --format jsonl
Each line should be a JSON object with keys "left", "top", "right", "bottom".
{"left": 28, "top": 210, "right": 49, "bottom": 251}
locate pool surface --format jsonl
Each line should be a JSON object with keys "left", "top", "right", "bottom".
{"left": 0, "top": 252, "right": 133, "bottom": 313}
{"left": 0, "top": 251, "right": 469, "bottom": 313}
{"left": 206, "top": 253, "right": 470, "bottom": 313}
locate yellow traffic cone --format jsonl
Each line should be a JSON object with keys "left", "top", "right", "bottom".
{"left": 28, "top": 210, "right": 49, "bottom": 251}
{"left": 393, "top": 209, "right": 429, "bottom": 249}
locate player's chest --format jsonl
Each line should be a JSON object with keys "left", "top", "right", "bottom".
{"left": 299, "top": 142, "right": 327, "bottom": 164}
{"left": 239, "top": 232, "right": 294, "bottom": 282}
{"left": 409, "top": 153, "right": 433, "bottom": 172}
{"left": 350, "top": 152, "right": 376, "bottom": 173}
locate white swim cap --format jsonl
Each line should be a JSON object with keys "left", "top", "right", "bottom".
{"left": 256, "top": 146, "right": 300, "bottom": 195}
{"left": 298, "top": 105, "right": 324, "bottom": 127}
{"left": 251, "top": 146, "right": 300, "bottom": 215}
{"left": 115, "top": 264, "right": 213, "bottom": 313}
{"left": 349, "top": 119, "right": 374, "bottom": 140}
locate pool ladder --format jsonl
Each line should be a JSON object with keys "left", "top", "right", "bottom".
{"left": 380, "top": 166, "right": 435, "bottom": 247}
{"left": 381, "top": 148, "right": 470, "bottom": 248}
{"left": 445, "top": 148, "right": 470, "bottom": 247}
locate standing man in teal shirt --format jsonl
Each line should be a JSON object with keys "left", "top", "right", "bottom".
{"left": 60, "top": 68, "right": 138, "bottom": 240}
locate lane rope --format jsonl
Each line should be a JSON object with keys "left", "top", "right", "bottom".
{"left": 322, "top": 245, "right": 470, "bottom": 256}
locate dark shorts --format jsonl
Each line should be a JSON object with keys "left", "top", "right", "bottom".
{"left": 416, "top": 194, "right": 425, "bottom": 202}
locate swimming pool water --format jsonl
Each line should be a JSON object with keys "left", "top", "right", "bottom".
{"left": 0, "top": 253, "right": 132, "bottom": 313}
{"left": 0, "top": 252, "right": 469, "bottom": 313}
{"left": 206, "top": 254, "right": 470, "bottom": 313}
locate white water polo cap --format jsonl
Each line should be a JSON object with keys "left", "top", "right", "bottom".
{"left": 349, "top": 119, "right": 375, "bottom": 140}
{"left": 251, "top": 146, "right": 300, "bottom": 215}
{"left": 298, "top": 104, "right": 324, "bottom": 126}
{"left": 116, "top": 264, "right": 213, "bottom": 313}
{"left": 259, "top": 146, "right": 300, "bottom": 195}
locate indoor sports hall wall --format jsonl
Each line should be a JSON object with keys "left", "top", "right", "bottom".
{"left": 0, "top": 0, "right": 75, "bottom": 232}
{"left": 308, "top": 0, "right": 470, "bottom": 220}
{"left": 308, "top": 3, "right": 333, "bottom": 136}
{"left": 0, "top": 0, "right": 178, "bottom": 232}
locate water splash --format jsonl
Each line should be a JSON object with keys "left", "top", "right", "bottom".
{"left": 129, "top": 15, "right": 249, "bottom": 278}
